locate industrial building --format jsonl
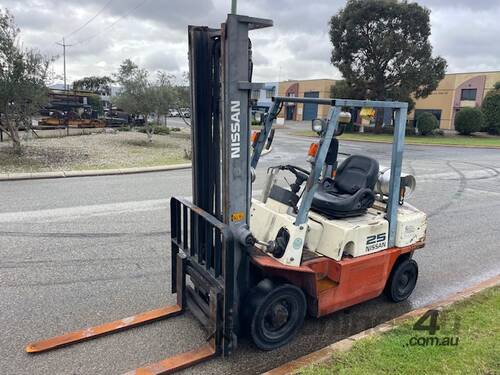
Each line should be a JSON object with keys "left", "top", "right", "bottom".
{"left": 251, "top": 81, "right": 278, "bottom": 111}
{"left": 277, "top": 79, "right": 335, "bottom": 121}
{"left": 273, "top": 72, "right": 500, "bottom": 130}
{"left": 409, "top": 71, "right": 500, "bottom": 130}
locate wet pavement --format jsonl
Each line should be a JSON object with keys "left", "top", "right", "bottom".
{"left": 1, "top": 128, "right": 499, "bottom": 374}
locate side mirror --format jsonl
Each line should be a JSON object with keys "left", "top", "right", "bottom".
{"left": 311, "top": 118, "right": 325, "bottom": 134}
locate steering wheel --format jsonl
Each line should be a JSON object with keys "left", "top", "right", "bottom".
{"left": 281, "top": 164, "right": 309, "bottom": 180}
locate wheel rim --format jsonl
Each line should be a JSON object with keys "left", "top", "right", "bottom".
{"left": 264, "top": 299, "right": 290, "bottom": 332}
{"left": 258, "top": 294, "right": 299, "bottom": 342}
{"left": 398, "top": 272, "right": 410, "bottom": 289}
{"left": 396, "top": 267, "right": 416, "bottom": 297}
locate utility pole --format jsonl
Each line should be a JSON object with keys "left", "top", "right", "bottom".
{"left": 231, "top": 0, "right": 237, "bottom": 14}
{"left": 56, "top": 38, "right": 73, "bottom": 91}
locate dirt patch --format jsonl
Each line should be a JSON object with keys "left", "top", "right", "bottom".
{"left": 0, "top": 131, "right": 191, "bottom": 173}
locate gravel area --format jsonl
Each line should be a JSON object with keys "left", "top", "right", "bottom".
{"left": 0, "top": 130, "right": 191, "bottom": 173}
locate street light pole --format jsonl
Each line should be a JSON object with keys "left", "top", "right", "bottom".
{"left": 62, "top": 38, "right": 67, "bottom": 90}
{"left": 231, "top": 0, "right": 237, "bottom": 14}
{"left": 56, "top": 38, "right": 73, "bottom": 91}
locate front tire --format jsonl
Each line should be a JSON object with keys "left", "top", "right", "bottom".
{"left": 385, "top": 259, "right": 418, "bottom": 302}
{"left": 245, "top": 280, "right": 306, "bottom": 351}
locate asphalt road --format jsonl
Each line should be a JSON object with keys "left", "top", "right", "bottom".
{"left": 1, "top": 129, "right": 499, "bottom": 374}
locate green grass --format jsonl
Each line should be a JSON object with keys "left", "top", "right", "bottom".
{"left": 300, "top": 286, "right": 500, "bottom": 375}
{"left": 294, "top": 131, "right": 500, "bottom": 148}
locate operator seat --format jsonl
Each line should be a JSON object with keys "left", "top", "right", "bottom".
{"left": 311, "top": 155, "right": 379, "bottom": 219}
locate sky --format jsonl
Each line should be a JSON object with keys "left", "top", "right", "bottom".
{"left": 4, "top": 0, "right": 500, "bottom": 85}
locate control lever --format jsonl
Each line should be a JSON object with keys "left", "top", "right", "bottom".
{"left": 255, "top": 239, "right": 276, "bottom": 254}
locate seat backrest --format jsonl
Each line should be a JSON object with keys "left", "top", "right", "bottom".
{"left": 334, "top": 155, "right": 379, "bottom": 194}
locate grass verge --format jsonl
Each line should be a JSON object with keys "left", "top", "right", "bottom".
{"left": 0, "top": 131, "right": 191, "bottom": 173}
{"left": 300, "top": 286, "right": 500, "bottom": 375}
{"left": 294, "top": 130, "right": 500, "bottom": 148}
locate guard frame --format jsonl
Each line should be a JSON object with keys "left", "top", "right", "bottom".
{"left": 251, "top": 96, "right": 409, "bottom": 248}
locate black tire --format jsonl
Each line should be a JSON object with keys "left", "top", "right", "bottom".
{"left": 385, "top": 259, "right": 418, "bottom": 302}
{"left": 245, "top": 280, "right": 306, "bottom": 351}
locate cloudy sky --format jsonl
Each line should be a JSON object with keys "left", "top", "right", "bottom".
{"left": 4, "top": 0, "right": 500, "bottom": 85}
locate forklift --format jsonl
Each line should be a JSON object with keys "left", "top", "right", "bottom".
{"left": 26, "top": 13, "right": 426, "bottom": 374}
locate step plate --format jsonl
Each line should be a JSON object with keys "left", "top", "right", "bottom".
{"left": 26, "top": 305, "right": 182, "bottom": 353}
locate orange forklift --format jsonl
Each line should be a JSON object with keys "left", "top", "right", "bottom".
{"left": 26, "top": 13, "right": 426, "bottom": 374}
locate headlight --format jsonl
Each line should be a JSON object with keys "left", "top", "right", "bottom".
{"left": 311, "top": 118, "right": 325, "bottom": 134}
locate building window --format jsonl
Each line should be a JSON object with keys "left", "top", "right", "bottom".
{"left": 251, "top": 89, "right": 260, "bottom": 100}
{"left": 461, "top": 88, "right": 477, "bottom": 101}
{"left": 265, "top": 88, "right": 275, "bottom": 98}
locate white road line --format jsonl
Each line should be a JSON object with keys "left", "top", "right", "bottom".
{"left": 464, "top": 187, "right": 500, "bottom": 196}
{"left": 0, "top": 199, "right": 171, "bottom": 223}
{"left": 418, "top": 169, "right": 498, "bottom": 181}
{"left": 0, "top": 190, "right": 264, "bottom": 223}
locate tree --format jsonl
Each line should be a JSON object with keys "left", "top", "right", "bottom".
{"left": 0, "top": 9, "right": 51, "bottom": 153}
{"left": 113, "top": 59, "right": 157, "bottom": 141}
{"left": 416, "top": 112, "right": 438, "bottom": 136}
{"left": 482, "top": 82, "right": 500, "bottom": 134}
{"left": 329, "top": 0, "right": 447, "bottom": 132}
{"left": 330, "top": 79, "right": 365, "bottom": 99}
{"left": 72, "top": 75, "right": 113, "bottom": 96}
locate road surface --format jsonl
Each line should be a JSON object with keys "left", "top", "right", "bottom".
{"left": 1, "top": 130, "right": 499, "bottom": 374}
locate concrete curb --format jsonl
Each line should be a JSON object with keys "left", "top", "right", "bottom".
{"left": 0, "top": 146, "right": 273, "bottom": 181}
{"left": 0, "top": 163, "right": 192, "bottom": 181}
{"left": 262, "top": 274, "right": 500, "bottom": 375}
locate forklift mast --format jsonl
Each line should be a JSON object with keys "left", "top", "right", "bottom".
{"left": 190, "top": 15, "right": 272, "bottom": 227}
{"left": 184, "top": 13, "right": 272, "bottom": 351}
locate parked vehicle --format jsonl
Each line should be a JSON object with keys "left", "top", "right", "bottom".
{"left": 104, "top": 108, "right": 130, "bottom": 127}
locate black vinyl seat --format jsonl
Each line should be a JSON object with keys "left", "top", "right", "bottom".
{"left": 311, "top": 155, "right": 379, "bottom": 219}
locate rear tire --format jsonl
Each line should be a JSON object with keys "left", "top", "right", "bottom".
{"left": 244, "top": 280, "right": 306, "bottom": 351}
{"left": 385, "top": 259, "right": 418, "bottom": 302}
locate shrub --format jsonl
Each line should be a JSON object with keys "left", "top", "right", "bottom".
{"left": 433, "top": 129, "right": 444, "bottom": 136}
{"left": 137, "top": 125, "right": 170, "bottom": 135}
{"left": 169, "top": 127, "right": 181, "bottom": 132}
{"left": 416, "top": 112, "right": 439, "bottom": 135}
{"left": 481, "top": 90, "right": 500, "bottom": 135}
{"left": 363, "top": 125, "right": 415, "bottom": 136}
{"left": 154, "top": 126, "right": 170, "bottom": 135}
{"left": 454, "top": 107, "right": 484, "bottom": 135}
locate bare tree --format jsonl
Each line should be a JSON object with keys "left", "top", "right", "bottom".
{"left": 0, "top": 9, "right": 51, "bottom": 154}
{"left": 154, "top": 71, "right": 175, "bottom": 125}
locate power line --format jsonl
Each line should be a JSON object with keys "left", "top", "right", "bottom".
{"left": 52, "top": 0, "right": 149, "bottom": 88}
{"left": 63, "top": 0, "right": 114, "bottom": 40}
{"left": 71, "top": 0, "right": 150, "bottom": 46}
